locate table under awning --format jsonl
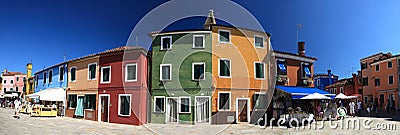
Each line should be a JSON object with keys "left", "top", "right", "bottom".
{"left": 3, "top": 93, "right": 18, "bottom": 98}
{"left": 27, "top": 88, "right": 65, "bottom": 101}
{"left": 276, "top": 86, "right": 335, "bottom": 99}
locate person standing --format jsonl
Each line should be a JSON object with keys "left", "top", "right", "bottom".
{"left": 349, "top": 101, "right": 355, "bottom": 117}
{"left": 14, "top": 98, "right": 21, "bottom": 119}
{"left": 357, "top": 100, "right": 362, "bottom": 116}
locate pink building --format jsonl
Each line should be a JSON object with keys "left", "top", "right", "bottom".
{"left": 1, "top": 69, "right": 26, "bottom": 96}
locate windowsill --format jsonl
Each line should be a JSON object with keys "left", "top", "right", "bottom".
{"left": 255, "top": 46, "right": 265, "bottom": 49}
{"left": 192, "top": 47, "right": 205, "bottom": 49}
{"left": 125, "top": 80, "right": 137, "bottom": 82}
{"left": 218, "top": 109, "right": 231, "bottom": 111}
{"left": 118, "top": 114, "right": 131, "bottom": 117}
{"left": 255, "top": 77, "right": 265, "bottom": 80}
{"left": 218, "top": 41, "right": 231, "bottom": 44}
{"left": 219, "top": 76, "right": 231, "bottom": 78}
{"left": 70, "top": 81, "right": 76, "bottom": 83}
{"left": 84, "top": 109, "right": 95, "bottom": 111}
{"left": 68, "top": 108, "right": 76, "bottom": 110}
{"left": 192, "top": 79, "right": 205, "bottom": 82}
{"left": 153, "top": 111, "right": 165, "bottom": 114}
{"left": 88, "top": 79, "right": 97, "bottom": 81}
{"left": 100, "top": 81, "right": 111, "bottom": 84}
{"left": 160, "top": 79, "right": 172, "bottom": 82}
{"left": 179, "top": 112, "right": 191, "bottom": 114}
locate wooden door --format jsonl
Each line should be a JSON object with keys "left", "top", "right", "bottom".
{"left": 238, "top": 100, "right": 248, "bottom": 122}
{"left": 101, "top": 96, "right": 109, "bottom": 122}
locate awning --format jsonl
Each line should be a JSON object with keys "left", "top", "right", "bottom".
{"left": 27, "top": 88, "right": 65, "bottom": 101}
{"left": 276, "top": 86, "right": 335, "bottom": 99}
{"left": 301, "top": 93, "right": 332, "bottom": 100}
{"left": 335, "top": 93, "right": 348, "bottom": 99}
{"left": 3, "top": 93, "right": 18, "bottom": 98}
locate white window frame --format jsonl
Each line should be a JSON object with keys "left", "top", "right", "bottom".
{"left": 388, "top": 74, "right": 394, "bottom": 85}
{"left": 254, "top": 62, "right": 265, "bottom": 80}
{"left": 218, "top": 29, "right": 231, "bottom": 44}
{"left": 118, "top": 94, "right": 132, "bottom": 117}
{"left": 153, "top": 96, "right": 165, "bottom": 113}
{"left": 254, "top": 35, "right": 265, "bottom": 48}
{"left": 70, "top": 66, "right": 77, "bottom": 82}
{"left": 375, "top": 77, "right": 380, "bottom": 87}
{"left": 59, "top": 65, "right": 64, "bottom": 82}
{"left": 317, "top": 79, "right": 321, "bottom": 86}
{"left": 388, "top": 61, "right": 393, "bottom": 69}
{"left": 87, "top": 63, "right": 97, "bottom": 80}
{"left": 161, "top": 36, "right": 172, "bottom": 50}
{"left": 340, "top": 87, "right": 344, "bottom": 93}
{"left": 160, "top": 64, "right": 172, "bottom": 81}
{"left": 125, "top": 63, "right": 138, "bottom": 82}
{"left": 334, "top": 88, "right": 337, "bottom": 94}
{"left": 179, "top": 96, "right": 191, "bottom": 113}
{"left": 48, "top": 69, "right": 53, "bottom": 84}
{"left": 217, "top": 92, "right": 231, "bottom": 111}
{"left": 192, "top": 62, "right": 206, "bottom": 80}
{"left": 375, "top": 64, "right": 380, "bottom": 72}
{"left": 100, "top": 66, "right": 111, "bottom": 84}
{"left": 193, "top": 35, "right": 205, "bottom": 48}
{"left": 218, "top": 58, "right": 231, "bottom": 78}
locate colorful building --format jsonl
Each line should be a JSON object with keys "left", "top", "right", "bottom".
{"left": 313, "top": 69, "right": 338, "bottom": 90}
{"left": 33, "top": 62, "right": 68, "bottom": 115}
{"left": 24, "top": 63, "right": 35, "bottom": 96}
{"left": 1, "top": 69, "right": 26, "bottom": 97}
{"left": 325, "top": 72, "right": 363, "bottom": 98}
{"left": 66, "top": 52, "right": 99, "bottom": 121}
{"left": 150, "top": 10, "right": 272, "bottom": 125}
{"left": 97, "top": 46, "right": 148, "bottom": 125}
{"left": 360, "top": 52, "right": 399, "bottom": 110}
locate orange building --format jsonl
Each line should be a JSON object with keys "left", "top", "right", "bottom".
{"left": 325, "top": 72, "right": 363, "bottom": 98}
{"left": 360, "top": 52, "right": 399, "bottom": 110}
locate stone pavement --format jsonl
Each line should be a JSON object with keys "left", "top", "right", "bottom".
{"left": 1, "top": 108, "right": 399, "bottom": 135}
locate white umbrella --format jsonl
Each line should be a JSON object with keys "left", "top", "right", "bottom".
{"left": 335, "top": 93, "right": 348, "bottom": 99}
{"left": 301, "top": 93, "right": 332, "bottom": 100}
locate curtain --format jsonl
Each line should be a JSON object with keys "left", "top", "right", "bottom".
{"left": 196, "top": 98, "right": 209, "bottom": 123}
{"left": 75, "top": 97, "right": 84, "bottom": 116}
{"left": 168, "top": 99, "right": 177, "bottom": 122}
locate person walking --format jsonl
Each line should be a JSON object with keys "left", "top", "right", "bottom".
{"left": 357, "top": 100, "right": 362, "bottom": 116}
{"left": 14, "top": 98, "right": 21, "bottom": 119}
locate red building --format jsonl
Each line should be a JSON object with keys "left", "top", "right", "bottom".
{"left": 97, "top": 46, "right": 148, "bottom": 125}
{"left": 325, "top": 72, "right": 363, "bottom": 99}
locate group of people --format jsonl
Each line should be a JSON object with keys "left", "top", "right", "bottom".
{"left": 364, "top": 98, "right": 396, "bottom": 115}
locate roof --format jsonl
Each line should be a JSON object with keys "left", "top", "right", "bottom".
{"left": 276, "top": 86, "right": 335, "bottom": 99}
{"left": 34, "top": 61, "right": 67, "bottom": 74}
{"left": 150, "top": 29, "right": 211, "bottom": 37}
{"left": 314, "top": 73, "right": 339, "bottom": 78}
{"left": 68, "top": 46, "right": 147, "bottom": 62}
{"left": 360, "top": 52, "right": 391, "bottom": 61}
{"left": 210, "top": 24, "right": 271, "bottom": 37}
{"left": 2, "top": 72, "right": 26, "bottom": 76}
{"left": 273, "top": 50, "right": 318, "bottom": 61}
{"left": 325, "top": 78, "right": 353, "bottom": 88}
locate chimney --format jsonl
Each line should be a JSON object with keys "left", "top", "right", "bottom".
{"left": 203, "top": 9, "right": 216, "bottom": 30}
{"left": 327, "top": 69, "right": 332, "bottom": 85}
{"left": 298, "top": 41, "right": 305, "bottom": 56}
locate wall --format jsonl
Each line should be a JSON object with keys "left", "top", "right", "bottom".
{"left": 34, "top": 63, "right": 68, "bottom": 92}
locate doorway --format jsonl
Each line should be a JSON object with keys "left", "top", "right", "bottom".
{"left": 195, "top": 96, "right": 210, "bottom": 124}
{"left": 236, "top": 98, "right": 250, "bottom": 123}
{"left": 98, "top": 94, "right": 110, "bottom": 122}
{"left": 166, "top": 97, "right": 178, "bottom": 123}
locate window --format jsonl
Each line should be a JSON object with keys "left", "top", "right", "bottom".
{"left": 361, "top": 62, "right": 367, "bottom": 70}
{"left": 3, "top": 80, "right": 5, "bottom": 84}
{"left": 192, "top": 62, "right": 205, "bottom": 80}
{"left": 193, "top": 35, "right": 205, "bottom": 48}
{"left": 10, "top": 80, "right": 13, "bottom": 84}
{"left": 317, "top": 80, "right": 321, "bottom": 86}
{"left": 302, "top": 63, "right": 311, "bottom": 78}
{"left": 118, "top": 94, "right": 131, "bottom": 116}
{"left": 375, "top": 78, "right": 380, "bottom": 87}
{"left": 3, "top": 88, "right": 5, "bottom": 93}
{"left": 100, "top": 66, "right": 111, "bottom": 83}
{"left": 35, "top": 75, "right": 38, "bottom": 85}
{"left": 255, "top": 62, "right": 265, "bottom": 79}
{"left": 154, "top": 96, "right": 165, "bottom": 113}
{"left": 59, "top": 66, "right": 64, "bottom": 82}
{"left": 218, "top": 92, "right": 231, "bottom": 111}
{"left": 375, "top": 64, "right": 380, "bottom": 72}
{"left": 334, "top": 88, "right": 337, "bottom": 94}
{"left": 364, "top": 96, "right": 368, "bottom": 104}
{"left": 84, "top": 94, "right": 96, "bottom": 110}
{"left": 160, "top": 64, "right": 171, "bottom": 81}
{"left": 277, "top": 60, "right": 287, "bottom": 75}
{"left": 219, "top": 58, "right": 231, "bottom": 78}
{"left": 10, "top": 88, "right": 13, "bottom": 91}
{"left": 70, "top": 67, "right": 76, "bottom": 82}
{"left": 218, "top": 30, "right": 230, "bottom": 43}
{"left": 398, "top": 59, "right": 400, "bottom": 66}
{"left": 340, "top": 87, "right": 344, "bottom": 93}
{"left": 48, "top": 70, "right": 53, "bottom": 83}
{"left": 253, "top": 93, "right": 267, "bottom": 109}
{"left": 362, "top": 77, "right": 368, "bottom": 86}
{"left": 179, "top": 97, "right": 191, "bottom": 113}
{"left": 254, "top": 35, "right": 264, "bottom": 48}
{"left": 16, "top": 77, "right": 19, "bottom": 82}
{"left": 68, "top": 94, "right": 77, "bottom": 108}
{"left": 16, "top": 87, "right": 18, "bottom": 92}
{"left": 388, "top": 61, "right": 393, "bottom": 69}
{"left": 125, "top": 64, "right": 137, "bottom": 82}
{"left": 161, "top": 36, "right": 172, "bottom": 50}
{"left": 389, "top": 75, "right": 394, "bottom": 85}
{"left": 88, "top": 63, "right": 97, "bottom": 80}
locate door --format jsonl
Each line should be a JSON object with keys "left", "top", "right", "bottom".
{"left": 166, "top": 98, "right": 178, "bottom": 123}
{"left": 237, "top": 99, "right": 248, "bottom": 122}
{"left": 196, "top": 97, "right": 210, "bottom": 123}
{"left": 100, "top": 96, "right": 109, "bottom": 122}
{"left": 75, "top": 96, "right": 84, "bottom": 117}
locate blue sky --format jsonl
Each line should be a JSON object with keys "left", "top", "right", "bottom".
{"left": 1, "top": 0, "right": 400, "bottom": 79}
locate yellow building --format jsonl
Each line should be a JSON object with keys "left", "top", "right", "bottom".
{"left": 24, "top": 63, "right": 34, "bottom": 96}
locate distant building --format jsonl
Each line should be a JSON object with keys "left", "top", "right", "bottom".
{"left": 360, "top": 52, "right": 399, "bottom": 110}
{"left": 325, "top": 71, "right": 362, "bottom": 98}
{"left": 1, "top": 69, "right": 26, "bottom": 97}
{"left": 24, "top": 63, "right": 34, "bottom": 96}
{"left": 314, "top": 69, "right": 338, "bottom": 90}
